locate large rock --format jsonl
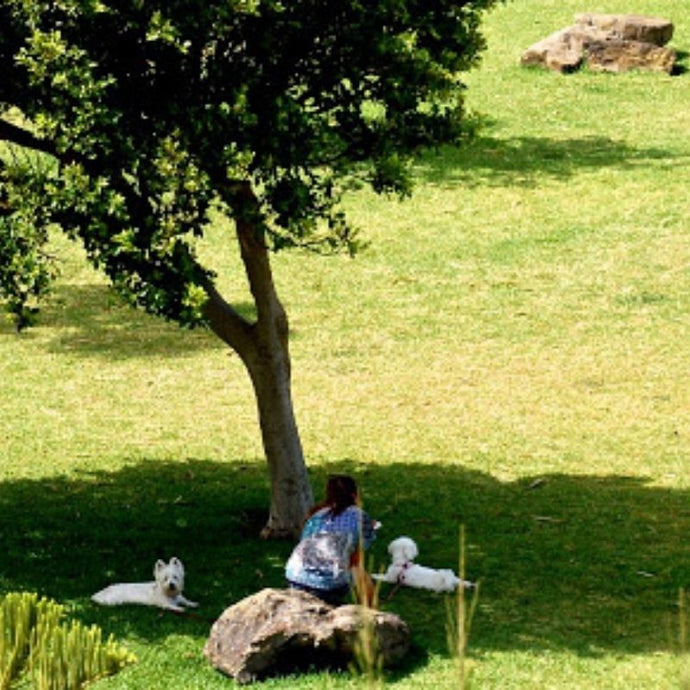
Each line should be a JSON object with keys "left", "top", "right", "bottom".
{"left": 521, "top": 13, "right": 676, "bottom": 74}
{"left": 520, "top": 27, "right": 587, "bottom": 73}
{"left": 587, "top": 38, "right": 676, "bottom": 74}
{"left": 575, "top": 13, "right": 674, "bottom": 46}
{"left": 203, "top": 588, "right": 411, "bottom": 684}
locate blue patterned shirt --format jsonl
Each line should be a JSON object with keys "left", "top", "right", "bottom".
{"left": 285, "top": 505, "right": 376, "bottom": 591}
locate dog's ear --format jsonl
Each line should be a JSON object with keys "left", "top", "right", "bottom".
{"left": 402, "top": 538, "right": 418, "bottom": 561}
{"left": 388, "top": 539, "right": 402, "bottom": 559}
{"left": 154, "top": 559, "right": 166, "bottom": 576}
{"left": 170, "top": 557, "right": 184, "bottom": 572}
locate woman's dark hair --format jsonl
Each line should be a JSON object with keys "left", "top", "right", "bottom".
{"left": 308, "top": 474, "right": 359, "bottom": 518}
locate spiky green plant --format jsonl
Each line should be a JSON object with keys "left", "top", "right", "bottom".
{"left": 0, "top": 592, "right": 135, "bottom": 689}
{"left": 0, "top": 592, "right": 35, "bottom": 689}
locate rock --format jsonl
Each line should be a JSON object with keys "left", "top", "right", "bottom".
{"left": 203, "top": 588, "right": 411, "bottom": 684}
{"left": 575, "top": 13, "right": 674, "bottom": 46}
{"left": 587, "top": 39, "right": 676, "bottom": 74}
{"left": 520, "top": 27, "right": 587, "bottom": 73}
{"left": 521, "top": 13, "right": 676, "bottom": 74}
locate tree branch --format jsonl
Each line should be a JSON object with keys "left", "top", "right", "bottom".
{"left": 228, "top": 181, "right": 287, "bottom": 331}
{"left": 200, "top": 274, "right": 256, "bottom": 362}
{"left": 0, "top": 119, "right": 58, "bottom": 159}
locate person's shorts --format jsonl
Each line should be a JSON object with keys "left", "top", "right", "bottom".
{"left": 287, "top": 580, "right": 350, "bottom": 606}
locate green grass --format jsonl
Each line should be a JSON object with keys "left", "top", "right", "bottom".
{"left": 2, "top": 0, "right": 690, "bottom": 687}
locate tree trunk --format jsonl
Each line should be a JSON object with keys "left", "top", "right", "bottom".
{"left": 244, "top": 327, "right": 314, "bottom": 539}
{"left": 202, "top": 181, "right": 314, "bottom": 538}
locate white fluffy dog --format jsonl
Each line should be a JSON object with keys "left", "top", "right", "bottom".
{"left": 373, "top": 536, "right": 474, "bottom": 593}
{"left": 92, "top": 557, "right": 198, "bottom": 612}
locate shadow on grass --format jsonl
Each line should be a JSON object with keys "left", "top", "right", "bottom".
{"left": 0, "top": 458, "right": 689, "bottom": 668}
{"left": 0, "top": 283, "right": 257, "bottom": 359}
{"left": 672, "top": 50, "right": 689, "bottom": 76}
{"left": 415, "top": 135, "right": 677, "bottom": 188}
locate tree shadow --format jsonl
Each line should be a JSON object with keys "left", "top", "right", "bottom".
{"left": 414, "top": 135, "right": 678, "bottom": 189}
{"left": 0, "top": 459, "right": 274, "bottom": 641}
{"left": 0, "top": 283, "right": 258, "bottom": 359}
{"left": 48, "top": 285, "right": 220, "bottom": 358}
{"left": 1, "top": 458, "right": 688, "bottom": 667}
{"left": 672, "top": 50, "right": 689, "bottom": 76}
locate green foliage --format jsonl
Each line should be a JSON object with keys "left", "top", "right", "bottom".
{"left": 0, "top": 157, "right": 58, "bottom": 330}
{"left": 0, "top": 591, "right": 135, "bottom": 689}
{"left": 0, "top": 0, "right": 499, "bottom": 326}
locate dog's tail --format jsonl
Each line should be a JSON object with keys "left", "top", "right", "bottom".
{"left": 91, "top": 589, "right": 115, "bottom": 605}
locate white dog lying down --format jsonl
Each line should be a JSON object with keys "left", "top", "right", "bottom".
{"left": 373, "top": 536, "right": 474, "bottom": 593}
{"left": 92, "top": 557, "right": 198, "bottom": 612}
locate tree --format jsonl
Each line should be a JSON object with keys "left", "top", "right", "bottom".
{"left": 0, "top": 0, "right": 499, "bottom": 537}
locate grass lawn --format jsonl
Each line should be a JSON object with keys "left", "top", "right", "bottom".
{"left": 2, "top": 0, "right": 690, "bottom": 687}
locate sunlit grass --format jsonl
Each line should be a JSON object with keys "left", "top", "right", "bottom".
{"left": 1, "top": 0, "right": 689, "bottom": 687}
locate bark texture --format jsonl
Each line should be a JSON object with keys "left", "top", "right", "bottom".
{"left": 203, "top": 182, "right": 313, "bottom": 538}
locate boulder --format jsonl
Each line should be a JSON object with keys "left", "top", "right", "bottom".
{"left": 587, "top": 39, "right": 676, "bottom": 74}
{"left": 203, "top": 588, "right": 411, "bottom": 684}
{"left": 520, "top": 27, "right": 587, "bottom": 73}
{"left": 521, "top": 13, "right": 676, "bottom": 74}
{"left": 575, "top": 13, "right": 674, "bottom": 46}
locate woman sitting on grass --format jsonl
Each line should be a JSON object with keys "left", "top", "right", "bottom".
{"left": 285, "top": 474, "right": 378, "bottom": 606}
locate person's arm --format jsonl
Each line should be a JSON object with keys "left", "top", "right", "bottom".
{"left": 300, "top": 510, "right": 325, "bottom": 539}
{"left": 360, "top": 511, "right": 377, "bottom": 549}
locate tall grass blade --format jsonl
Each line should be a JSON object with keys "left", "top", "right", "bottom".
{"left": 446, "top": 526, "right": 480, "bottom": 689}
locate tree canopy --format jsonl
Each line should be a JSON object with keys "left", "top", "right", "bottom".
{"left": 0, "top": 0, "right": 500, "bottom": 535}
